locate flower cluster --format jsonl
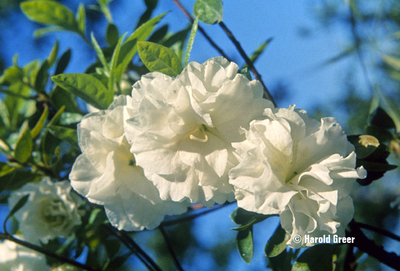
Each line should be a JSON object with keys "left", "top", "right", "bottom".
{"left": 8, "top": 178, "right": 82, "bottom": 245}
{"left": 70, "top": 57, "right": 365, "bottom": 248}
{"left": 229, "top": 106, "right": 366, "bottom": 247}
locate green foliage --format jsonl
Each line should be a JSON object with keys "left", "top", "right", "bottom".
{"left": 194, "top": 0, "right": 223, "bottom": 25}
{"left": 14, "top": 128, "right": 33, "bottom": 163}
{"left": 138, "top": 41, "right": 183, "bottom": 77}
{"left": 52, "top": 73, "right": 113, "bottom": 109}
{"left": 265, "top": 225, "right": 289, "bottom": 258}
{"left": 291, "top": 245, "right": 336, "bottom": 271}
{"left": 236, "top": 226, "right": 254, "bottom": 264}
{"left": 21, "top": 1, "right": 80, "bottom": 33}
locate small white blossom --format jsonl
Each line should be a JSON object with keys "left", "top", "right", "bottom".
{"left": 125, "top": 57, "right": 273, "bottom": 206}
{"left": 229, "top": 106, "right": 366, "bottom": 248}
{"left": 69, "top": 95, "right": 189, "bottom": 231}
{"left": 0, "top": 240, "right": 50, "bottom": 271}
{"left": 8, "top": 178, "right": 81, "bottom": 245}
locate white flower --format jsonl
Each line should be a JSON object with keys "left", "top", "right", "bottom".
{"left": 125, "top": 57, "right": 273, "bottom": 206}
{"left": 69, "top": 95, "right": 189, "bottom": 231}
{"left": 8, "top": 178, "right": 81, "bottom": 245}
{"left": 229, "top": 106, "right": 366, "bottom": 248}
{"left": 0, "top": 240, "right": 50, "bottom": 271}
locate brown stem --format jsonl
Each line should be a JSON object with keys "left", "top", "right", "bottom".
{"left": 159, "top": 226, "right": 184, "bottom": 271}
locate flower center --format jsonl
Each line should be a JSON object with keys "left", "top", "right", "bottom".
{"left": 189, "top": 125, "right": 208, "bottom": 143}
{"left": 39, "top": 199, "right": 67, "bottom": 227}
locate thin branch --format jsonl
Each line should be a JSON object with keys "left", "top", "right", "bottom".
{"left": 161, "top": 202, "right": 234, "bottom": 227}
{"left": 172, "top": 0, "right": 231, "bottom": 60}
{"left": 159, "top": 226, "right": 184, "bottom": 271}
{"left": 218, "top": 22, "right": 276, "bottom": 107}
{"left": 348, "top": 221, "right": 400, "bottom": 270}
{"left": 0, "top": 233, "right": 99, "bottom": 271}
{"left": 354, "top": 222, "right": 400, "bottom": 243}
{"left": 103, "top": 225, "right": 163, "bottom": 271}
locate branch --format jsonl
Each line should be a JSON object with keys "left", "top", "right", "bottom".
{"left": 354, "top": 221, "right": 400, "bottom": 243}
{"left": 218, "top": 22, "right": 276, "bottom": 106}
{"left": 161, "top": 202, "right": 233, "bottom": 227}
{"left": 159, "top": 226, "right": 184, "bottom": 271}
{"left": 348, "top": 220, "right": 400, "bottom": 270}
{"left": 0, "top": 233, "right": 99, "bottom": 271}
{"left": 172, "top": 0, "right": 231, "bottom": 60}
{"left": 103, "top": 224, "right": 163, "bottom": 271}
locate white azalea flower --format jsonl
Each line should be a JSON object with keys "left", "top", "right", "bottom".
{"left": 125, "top": 57, "right": 273, "bottom": 206}
{"left": 8, "top": 178, "right": 81, "bottom": 245}
{"left": 229, "top": 106, "right": 366, "bottom": 248}
{"left": 0, "top": 240, "right": 50, "bottom": 271}
{"left": 69, "top": 95, "right": 189, "bottom": 231}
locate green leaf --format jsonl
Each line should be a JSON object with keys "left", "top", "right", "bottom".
{"left": 267, "top": 249, "right": 292, "bottom": 271}
{"left": 7, "top": 194, "right": 29, "bottom": 221}
{"left": 47, "top": 126, "right": 78, "bottom": 146}
{"left": 91, "top": 33, "right": 110, "bottom": 71}
{"left": 52, "top": 73, "right": 113, "bottom": 109}
{"left": 0, "top": 66, "right": 24, "bottom": 86}
{"left": 76, "top": 3, "right": 86, "bottom": 34}
{"left": 194, "top": 0, "right": 223, "bottom": 25}
{"left": 31, "top": 106, "right": 49, "bottom": 138}
{"left": 47, "top": 40, "right": 59, "bottom": 67}
{"left": 265, "top": 225, "right": 290, "bottom": 258}
{"left": 0, "top": 99, "right": 10, "bottom": 128}
{"left": 138, "top": 41, "right": 183, "bottom": 77}
{"left": 50, "top": 86, "right": 81, "bottom": 113}
{"left": 14, "top": 129, "right": 33, "bottom": 163}
{"left": 348, "top": 135, "right": 380, "bottom": 159}
{"left": 34, "top": 60, "right": 50, "bottom": 93}
{"left": 106, "top": 23, "right": 119, "bottom": 47}
{"left": 148, "top": 24, "right": 169, "bottom": 44}
{"left": 359, "top": 160, "right": 397, "bottom": 172}
{"left": 55, "top": 49, "right": 71, "bottom": 75}
{"left": 369, "top": 107, "right": 396, "bottom": 130}
{"left": 34, "top": 26, "right": 64, "bottom": 38}
{"left": 382, "top": 54, "right": 400, "bottom": 70}
{"left": 108, "top": 33, "right": 126, "bottom": 94}
{"left": 185, "top": 17, "right": 198, "bottom": 66}
{"left": 230, "top": 207, "right": 271, "bottom": 230}
{"left": 236, "top": 227, "right": 254, "bottom": 264}
{"left": 292, "top": 244, "right": 335, "bottom": 271}
{"left": 21, "top": 1, "right": 79, "bottom": 32}
{"left": 115, "top": 13, "right": 166, "bottom": 84}
{"left": 42, "top": 106, "right": 65, "bottom": 166}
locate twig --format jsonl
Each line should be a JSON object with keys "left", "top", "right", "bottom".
{"left": 172, "top": 0, "right": 231, "bottom": 60}
{"left": 103, "top": 225, "right": 163, "bottom": 271}
{"left": 348, "top": 221, "right": 400, "bottom": 270}
{"left": 161, "top": 202, "right": 234, "bottom": 227}
{"left": 0, "top": 233, "right": 99, "bottom": 271}
{"left": 218, "top": 22, "right": 276, "bottom": 106}
{"left": 354, "top": 222, "right": 400, "bottom": 243}
{"left": 159, "top": 226, "right": 184, "bottom": 271}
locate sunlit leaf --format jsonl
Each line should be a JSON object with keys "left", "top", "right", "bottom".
{"left": 47, "top": 40, "right": 59, "bottom": 67}
{"left": 114, "top": 13, "right": 166, "bottom": 84}
{"left": 138, "top": 41, "right": 183, "bottom": 77}
{"left": 21, "top": 1, "right": 79, "bottom": 32}
{"left": 30, "top": 106, "right": 49, "bottom": 138}
{"left": 108, "top": 34, "right": 126, "bottom": 94}
{"left": 382, "top": 54, "right": 400, "bottom": 70}
{"left": 194, "top": 0, "right": 223, "bottom": 25}
{"left": 34, "top": 26, "right": 64, "bottom": 38}
{"left": 76, "top": 3, "right": 86, "bottom": 34}
{"left": 91, "top": 33, "right": 110, "bottom": 71}
{"left": 52, "top": 73, "right": 113, "bottom": 109}
{"left": 14, "top": 129, "right": 33, "bottom": 163}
